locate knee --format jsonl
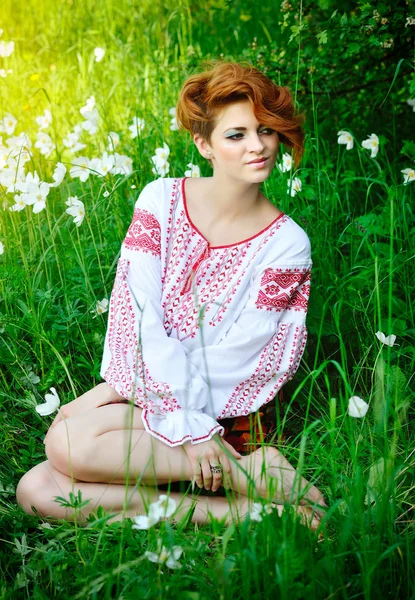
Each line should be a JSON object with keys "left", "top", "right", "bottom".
{"left": 45, "top": 422, "right": 88, "bottom": 480}
{"left": 16, "top": 463, "right": 53, "bottom": 517}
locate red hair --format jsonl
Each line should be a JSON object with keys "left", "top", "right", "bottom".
{"left": 176, "top": 59, "right": 306, "bottom": 168}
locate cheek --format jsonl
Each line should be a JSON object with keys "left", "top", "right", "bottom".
{"left": 219, "top": 143, "right": 242, "bottom": 161}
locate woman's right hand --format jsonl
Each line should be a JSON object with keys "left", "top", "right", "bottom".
{"left": 183, "top": 434, "right": 243, "bottom": 492}
{"left": 42, "top": 382, "right": 124, "bottom": 444}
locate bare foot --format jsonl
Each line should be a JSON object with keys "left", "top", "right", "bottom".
{"left": 226, "top": 495, "right": 322, "bottom": 532}
{"left": 239, "top": 446, "right": 327, "bottom": 516}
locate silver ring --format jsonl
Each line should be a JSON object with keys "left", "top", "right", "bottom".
{"left": 210, "top": 465, "right": 223, "bottom": 474}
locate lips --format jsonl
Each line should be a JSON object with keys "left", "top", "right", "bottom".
{"left": 248, "top": 157, "right": 268, "bottom": 164}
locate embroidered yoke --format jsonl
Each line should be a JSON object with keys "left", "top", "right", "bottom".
{"left": 100, "top": 176, "right": 312, "bottom": 447}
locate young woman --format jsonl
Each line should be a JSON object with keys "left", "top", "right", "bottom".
{"left": 16, "top": 60, "right": 326, "bottom": 528}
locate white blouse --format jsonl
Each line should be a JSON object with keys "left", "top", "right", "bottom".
{"left": 100, "top": 176, "right": 312, "bottom": 447}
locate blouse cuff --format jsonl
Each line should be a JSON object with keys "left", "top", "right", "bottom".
{"left": 141, "top": 408, "right": 225, "bottom": 447}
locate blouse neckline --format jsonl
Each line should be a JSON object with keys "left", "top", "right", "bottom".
{"left": 180, "top": 176, "right": 286, "bottom": 250}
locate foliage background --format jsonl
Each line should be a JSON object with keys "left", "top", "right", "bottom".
{"left": 0, "top": 0, "right": 414, "bottom": 598}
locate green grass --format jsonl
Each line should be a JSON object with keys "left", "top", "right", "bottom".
{"left": 1, "top": 0, "right": 414, "bottom": 598}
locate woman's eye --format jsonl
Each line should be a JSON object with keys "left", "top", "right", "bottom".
{"left": 228, "top": 129, "right": 274, "bottom": 140}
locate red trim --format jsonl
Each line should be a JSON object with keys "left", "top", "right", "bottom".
{"left": 142, "top": 408, "right": 225, "bottom": 446}
{"left": 181, "top": 176, "right": 285, "bottom": 250}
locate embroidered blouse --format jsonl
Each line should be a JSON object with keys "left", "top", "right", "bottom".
{"left": 100, "top": 176, "right": 312, "bottom": 447}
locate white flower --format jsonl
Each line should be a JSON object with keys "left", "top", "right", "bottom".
{"left": 69, "top": 157, "right": 91, "bottom": 182}
{"left": 15, "top": 170, "right": 41, "bottom": 194}
{"left": 407, "top": 98, "right": 415, "bottom": 113}
{"left": 153, "top": 142, "right": 170, "bottom": 162}
{"left": 6, "top": 132, "right": 32, "bottom": 152}
{"left": 361, "top": 133, "right": 379, "bottom": 158}
{"left": 89, "top": 152, "right": 114, "bottom": 177}
{"left": 62, "top": 127, "right": 86, "bottom": 153}
{"left": 151, "top": 143, "right": 170, "bottom": 177}
{"left": 91, "top": 298, "right": 109, "bottom": 318}
{"left": 287, "top": 176, "right": 302, "bottom": 197}
{"left": 278, "top": 152, "right": 293, "bottom": 172}
{"left": 0, "top": 68, "right": 12, "bottom": 78}
{"left": 106, "top": 131, "right": 120, "bottom": 151}
{"left": 93, "top": 47, "right": 105, "bottom": 62}
{"left": 9, "top": 195, "right": 27, "bottom": 212}
{"left": 79, "top": 98, "right": 99, "bottom": 134}
{"left": 0, "top": 241, "right": 4, "bottom": 255}
{"left": 3, "top": 164, "right": 31, "bottom": 195}
{"left": 35, "top": 109, "right": 52, "bottom": 130}
{"left": 131, "top": 184, "right": 136, "bottom": 189}
{"left": 35, "top": 387, "right": 61, "bottom": 416}
{"left": 337, "top": 130, "right": 354, "bottom": 150}
{"left": 34, "top": 132, "right": 54, "bottom": 157}
{"left": 129, "top": 116, "right": 145, "bottom": 139}
{"left": 49, "top": 162, "right": 66, "bottom": 187}
{"left": 132, "top": 502, "right": 161, "bottom": 530}
{"left": 65, "top": 196, "right": 85, "bottom": 227}
{"left": 249, "top": 502, "right": 264, "bottom": 522}
{"left": 144, "top": 539, "right": 183, "bottom": 570}
{"left": 110, "top": 153, "right": 133, "bottom": 176}
{"left": 0, "top": 113, "right": 17, "bottom": 135}
{"left": 375, "top": 331, "right": 397, "bottom": 347}
{"left": 81, "top": 108, "right": 99, "bottom": 135}
{"left": 103, "top": 190, "right": 110, "bottom": 198}
{"left": 169, "top": 107, "right": 179, "bottom": 131}
{"left": 132, "top": 494, "right": 177, "bottom": 530}
{"left": 80, "top": 96, "right": 96, "bottom": 116}
{"left": 184, "top": 163, "right": 200, "bottom": 177}
{"left": 401, "top": 168, "right": 415, "bottom": 185}
{"left": 348, "top": 396, "right": 369, "bottom": 418}
{"left": 0, "top": 41, "right": 14, "bottom": 58}
{"left": 153, "top": 494, "right": 177, "bottom": 518}
{"left": 152, "top": 160, "right": 170, "bottom": 177}
{"left": 14, "top": 171, "right": 50, "bottom": 213}
{"left": 21, "top": 182, "right": 50, "bottom": 214}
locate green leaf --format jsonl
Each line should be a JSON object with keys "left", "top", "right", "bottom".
{"left": 316, "top": 30, "right": 328, "bottom": 45}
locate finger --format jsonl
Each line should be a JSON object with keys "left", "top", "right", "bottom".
{"left": 193, "top": 460, "right": 204, "bottom": 489}
{"left": 210, "top": 462, "right": 224, "bottom": 493}
{"left": 218, "top": 454, "right": 232, "bottom": 489}
{"left": 201, "top": 459, "right": 213, "bottom": 491}
{"left": 222, "top": 439, "right": 243, "bottom": 459}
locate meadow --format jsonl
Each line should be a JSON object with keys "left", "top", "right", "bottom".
{"left": 0, "top": 0, "right": 414, "bottom": 598}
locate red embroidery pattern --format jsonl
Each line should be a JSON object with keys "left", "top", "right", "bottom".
{"left": 161, "top": 178, "right": 291, "bottom": 340}
{"left": 218, "top": 324, "right": 308, "bottom": 418}
{"left": 123, "top": 207, "right": 161, "bottom": 258}
{"left": 255, "top": 267, "right": 311, "bottom": 313}
{"left": 103, "top": 258, "right": 181, "bottom": 414}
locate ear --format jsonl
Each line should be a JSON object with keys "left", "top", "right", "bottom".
{"left": 193, "top": 133, "right": 212, "bottom": 160}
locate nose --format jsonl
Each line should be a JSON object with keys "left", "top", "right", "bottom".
{"left": 247, "top": 132, "right": 266, "bottom": 154}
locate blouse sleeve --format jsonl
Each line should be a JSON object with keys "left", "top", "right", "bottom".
{"left": 185, "top": 236, "right": 312, "bottom": 421}
{"left": 100, "top": 180, "right": 225, "bottom": 447}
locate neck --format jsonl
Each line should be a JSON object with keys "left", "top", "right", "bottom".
{"left": 201, "top": 174, "right": 264, "bottom": 224}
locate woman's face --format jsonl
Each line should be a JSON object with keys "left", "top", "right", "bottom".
{"left": 194, "top": 100, "right": 280, "bottom": 181}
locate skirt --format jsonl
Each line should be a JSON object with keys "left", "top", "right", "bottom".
{"left": 218, "top": 390, "right": 282, "bottom": 455}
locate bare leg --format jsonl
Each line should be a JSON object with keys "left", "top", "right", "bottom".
{"left": 42, "top": 403, "right": 325, "bottom": 520}
{"left": 16, "top": 460, "right": 320, "bottom": 530}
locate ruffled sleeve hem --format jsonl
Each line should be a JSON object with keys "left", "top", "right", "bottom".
{"left": 141, "top": 408, "right": 225, "bottom": 447}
